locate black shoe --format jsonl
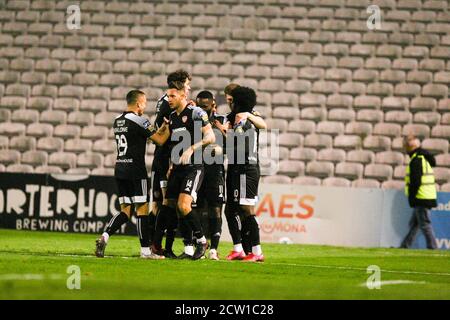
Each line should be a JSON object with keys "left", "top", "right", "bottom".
{"left": 95, "top": 237, "right": 107, "bottom": 258}
{"left": 177, "top": 252, "right": 193, "bottom": 260}
{"left": 193, "top": 242, "right": 209, "bottom": 260}
{"left": 164, "top": 250, "right": 178, "bottom": 259}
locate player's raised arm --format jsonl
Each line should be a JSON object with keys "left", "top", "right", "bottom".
{"left": 247, "top": 110, "right": 267, "bottom": 130}
{"left": 149, "top": 117, "right": 170, "bottom": 146}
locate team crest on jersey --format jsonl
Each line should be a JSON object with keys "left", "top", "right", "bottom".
{"left": 182, "top": 116, "right": 188, "bottom": 123}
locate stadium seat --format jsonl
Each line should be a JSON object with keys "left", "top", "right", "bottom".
{"left": 352, "top": 179, "right": 381, "bottom": 188}
{"left": 322, "top": 177, "right": 351, "bottom": 188}
{"left": 65, "top": 139, "right": 93, "bottom": 154}
{"left": 394, "top": 165, "right": 407, "bottom": 180}
{"left": 402, "top": 124, "right": 430, "bottom": 139}
{"left": 364, "top": 164, "right": 393, "bottom": 181}
{"left": 422, "top": 138, "right": 449, "bottom": 154}
{"left": 385, "top": 111, "right": 412, "bottom": 125}
{"left": 21, "top": 151, "right": 48, "bottom": 166}
{"left": 288, "top": 120, "right": 316, "bottom": 135}
{"left": 34, "top": 165, "right": 63, "bottom": 174}
{"left": 344, "top": 122, "right": 372, "bottom": 137}
{"left": 0, "top": 150, "right": 20, "bottom": 165}
{"left": 9, "top": 136, "right": 36, "bottom": 152}
{"left": 292, "top": 176, "right": 321, "bottom": 186}
{"left": 431, "top": 125, "right": 450, "bottom": 139}
{"left": 279, "top": 133, "right": 303, "bottom": 148}
{"left": 317, "top": 148, "right": 346, "bottom": 163}
{"left": 262, "top": 175, "right": 292, "bottom": 184}
{"left": 373, "top": 123, "right": 402, "bottom": 138}
{"left": 335, "top": 162, "right": 364, "bottom": 180}
{"left": 381, "top": 180, "right": 405, "bottom": 190}
{"left": 37, "top": 137, "right": 64, "bottom": 153}
{"left": 306, "top": 161, "right": 334, "bottom": 178}
{"left": 347, "top": 150, "right": 375, "bottom": 165}
{"left": 6, "top": 164, "right": 34, "bottom": 173}
{"left": 54, "top": 124, "right": 81, "bottom": 139}
{"left": 304, "top": 134, "right": 333, "bottom": 149}
{"left": 0, "top": 122, "right": 26, "bottom": 137}
{"left": 300, "top": 107, "right": 326, "bottom": 121}
{"left": 77, "top": 152, "right": 103, "bottom": 169}
{"left": 91, "top": 168, "right": 114, "bottom": 176}
{"left": 277, "top": 160, "right": 305, "bottom": 177}
{"left": 289, "top": 147, "right": 317, "bottom": 162}
{"left": 433, "top": 167, "right": 450, "bottom": 185}
{"left": 316, "top": 121, "right": 345, "bottom": 136}
{"left": 334, "top": 135, "right": 362, "bottom": 150}
{"left": 48, "top": 152, "right": 77, "bottom": 170}
{"left": 11, "top": 110, "right": 39, "bottom": 125}
{"left": 375, "top": 151, "right": 404, "bottom": 166}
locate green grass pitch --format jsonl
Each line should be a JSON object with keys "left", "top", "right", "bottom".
{"left": 0, "top": 229, "right": 449, "bottom": 300}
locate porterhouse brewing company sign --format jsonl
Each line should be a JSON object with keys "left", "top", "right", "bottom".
{"left": 0, "top": 173, "right": 136, "bottom": 235}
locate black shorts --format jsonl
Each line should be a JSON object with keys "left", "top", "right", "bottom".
{"left": 116, "top": 178, "right": 150, "bottom": 205}
{"left": 166, "top": 165, "right": 204, "bottom": 203}
{"left": 194, "top": 164, "right": 225, "bottom": 208}
{"left": 150, "top": 154, "right": 170, "bottom": 203}
{"left": 226, "top": 165, "right": 260, "bottom": 207}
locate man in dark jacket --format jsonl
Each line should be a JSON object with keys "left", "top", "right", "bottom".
{"left": 401, "top": 135, "right": 438, "bottom": 249}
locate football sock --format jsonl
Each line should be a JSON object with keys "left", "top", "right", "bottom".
{"left": 247, "top": 215, "right": 261, "bottom": 247}
{"left": 209, "top": 206, "right": 222, "bottom": 250}
{"left": 148, "top": 212, "right": 156, "bottom": 245}
{"left": 101, "top": 232, "right": 109, "bottom": 243}
{"left": 241, "top": 217, "right": 252, "bottom": 254}
{"left": 225, "top": 210, "right": 242, "bottom": 245}
{"left": 252, "top": 245, "right": 262, "bottom": 256}
{"left": 184, "top": 245, "right": 194, "bottom": 256}
{"left": 141, "top": 247, "right": 151, "bottom": 256}
{"left": 153, "top": 205, "right": 170, "bottom": 247}
{"left": 179, "top": 216, "right": 193, "bottom": 246}
{"left": 165, "top": 207, "right": 178, "bottom": 251}
{"left": 233, "top": 243, "right": 244, "bottom": 252}
{"left": 137, "top": 215, "right": 150, "bottom": 248}
{"left": 104, "top": 212, "right": 128, "bottom": 237}
{"left": 184, "top": 210, "right": 204, "bottom": 241}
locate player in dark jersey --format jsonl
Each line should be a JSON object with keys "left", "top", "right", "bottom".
{"left": 151, "top": 70, "right": 192, "bottom": 258}
{"left": 193, "top": 90, "right": 227, "bottom": 260}
{"left": 225, "top": 86, "right": 266, "bottom": 262}
{"left": 95, "top": 90, "right": 169, "bottom": 259}
{"left": 151, "top": 81, "right": 216, "bottom": 260}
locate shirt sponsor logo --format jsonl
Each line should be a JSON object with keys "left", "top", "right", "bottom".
{"left": 182, "top": 116, "right": 188, "bottom": 123}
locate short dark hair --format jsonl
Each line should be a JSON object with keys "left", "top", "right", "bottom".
{"left": 224, "top": 83, "right": 240, "bottom": 95}
{"left": 230, "top": 86, "right": 257, "bottom": 113}
{"left": 168, "top": 81, "right": 185, "bottom": 91}
{"left": 167, "top": 69, "right": 192, "bottom": 86}
{"left": 126, "top": 90, "right": 145, "bottom": 105}
{"left": 196, "top": 90, "right": 214, "bottom": 101}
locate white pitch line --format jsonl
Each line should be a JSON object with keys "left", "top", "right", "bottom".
{"left": 266, "top": 262, "right": 450, "bottom": 277}
{"left": 3, "top": 251, "right": 450, "bottom": 277}
{"left": 0, "top": 274, "right": 65, "bottom": 281}
{"left": 358, "top": 280, "right": 427, "bottom": 287}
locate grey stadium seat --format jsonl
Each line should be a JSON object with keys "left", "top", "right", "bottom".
{"left": 306, "top": 161, "right": 334, "bottom": 178}
{"left": 335, "top": 162, "right": 364, "bottom": 180}
{"left": 48, "top": 152, "right": 77, "bottom": 170}
{"left": 21, "top": 151, "right": 48, "bottom": 166}
{"left": 6, "top": 164, "right": 34, "bottom": 173}
{"left": 322, "top": 177, "right": 351, "bottom": 188}
{"left": 277, "top": 160, "right": 305, "bottom": 177}
{"left": 292, "top": 176, "right": 322, "bottom": 186}
{"left": 352, "top": 179, "right": 381, "bottom": 188}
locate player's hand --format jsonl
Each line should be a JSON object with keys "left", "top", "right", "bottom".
{"left": 180, "top": 146, "right": 194, "bottom": 165}
{"left": 214, "top": 120, "right": 228, "bottom": 135}
{"left": 234, "top": 112, "right": 248, "bottom": 126}
{"left": 188, "top": 99, "right": 196, "bottom": 106}
{"left": 157, "top": 117, "right": 170, "bottom": 134}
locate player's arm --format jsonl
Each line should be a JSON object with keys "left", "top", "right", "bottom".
{"left": 180, "top": 108, "right": 216, "bottom": 165}
{"left": 149, "top": 119, "right": 170, "bottom": 146}
{"left": 246, "top": 110, "right": 267, "bottom": 129}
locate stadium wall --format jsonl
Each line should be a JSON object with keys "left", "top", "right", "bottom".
{"left": 0, "top": 172, "right": 449, "bottom": 250}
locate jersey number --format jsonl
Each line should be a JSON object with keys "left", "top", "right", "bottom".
{"left": 115, "top": 134, "right": 128, "bottom": 156}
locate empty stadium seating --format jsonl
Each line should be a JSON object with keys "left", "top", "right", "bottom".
{"left": 0, "top": 0, "right": 449, "bottom": 190}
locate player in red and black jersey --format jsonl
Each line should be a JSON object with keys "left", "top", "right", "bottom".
{"left": 95, "top": 90, "right": 168, "bottom": 259}
{"left": 224, "top": 86, "right": 267, "bottom": 262}
{"left": 150, "top": 70, "right": 192, "bottom": 258}
{"left": 151, "top": 81, "right": 216, "bottom": 260}
{"left": 193, "top": 90, "right": 228, "bottom": 260}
